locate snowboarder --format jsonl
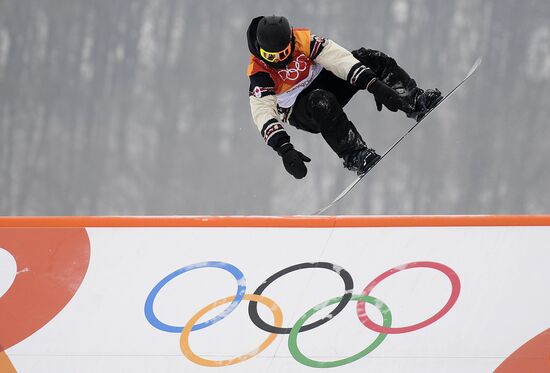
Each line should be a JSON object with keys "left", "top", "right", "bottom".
{"left": 247, "top": 15, "right": 442, "bottom": 179}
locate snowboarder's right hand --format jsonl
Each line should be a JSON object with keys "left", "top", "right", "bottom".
{"left": 367, "top": 79, "right": 402, "bottom": 112}
{"left": 277, "top": 143, "right": 311, "bottom": 179}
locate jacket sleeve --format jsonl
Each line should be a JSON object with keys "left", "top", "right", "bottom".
{"left": 313, "top": 39, "right": 376, "bottom": 89}
{"left": 313, "top": 39, "right": 360, "bottom": 79}
{"left": 249, "top": 72, "right": 290, "bottom": 151}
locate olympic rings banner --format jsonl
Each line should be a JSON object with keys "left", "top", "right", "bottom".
{"left": 144, "top": 260, "right": 461, "bottom": 368}
{"left": 1, "top": 216, "right": 550, "bottom": 373}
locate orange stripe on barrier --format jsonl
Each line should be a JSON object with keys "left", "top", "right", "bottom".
{"left": 1, "top": 215, "right": 550, "bottom": 227}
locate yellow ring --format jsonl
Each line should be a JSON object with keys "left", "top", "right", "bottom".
{"left": 180, "top": 294, "right": 283, "bottom": 367}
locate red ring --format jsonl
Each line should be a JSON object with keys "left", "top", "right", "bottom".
{"left": 356, "top": 261, "right": 460, "bottom": 334}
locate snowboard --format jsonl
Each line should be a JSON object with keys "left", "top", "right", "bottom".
{"left": 313, "top": 57, "right": 483, "bottom": 215}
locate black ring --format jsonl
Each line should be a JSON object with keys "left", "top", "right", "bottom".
{"left": 248, "top": 262, "right": 353, "bottom": 334}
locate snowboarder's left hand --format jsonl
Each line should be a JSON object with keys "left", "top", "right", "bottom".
{"left": 374, "top": 95, "right": 384, "bottom": 112}
{"left": 349, "top": 64, "right": 401, "bottom": 112}
{"left": 367, "top": 79, "right": 402, "bottom": 112}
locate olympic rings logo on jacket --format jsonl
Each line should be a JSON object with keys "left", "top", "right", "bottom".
{"left": 277, "top": 54, "right": 309, "bottom": 81}
{"left": 144, "top": 261, "right": 460, "bottom": 368}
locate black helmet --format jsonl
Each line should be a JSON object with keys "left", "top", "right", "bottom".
{"left": 256, "top": 16, "right": 292, "bottom": 52}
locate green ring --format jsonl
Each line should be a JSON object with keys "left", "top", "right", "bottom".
{"left": 288, "top": 294, "right": 392, "bottom": 368}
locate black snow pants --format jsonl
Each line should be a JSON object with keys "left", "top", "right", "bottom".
{"left": 288, "top": 48, "right": 419, "bottom": 159}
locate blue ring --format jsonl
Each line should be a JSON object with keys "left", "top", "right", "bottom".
{"left": 144, "top": 261, "right": 246, "bottom": 333}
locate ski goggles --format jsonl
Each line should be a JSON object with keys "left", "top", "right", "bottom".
{"left": 259, "top": 43, "right": 292, "bottom": 63}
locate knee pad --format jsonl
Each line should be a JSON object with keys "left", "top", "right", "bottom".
{"left": 306, "top": 89, "right": 348, "bottom": 132}
{"left": 307, "top": 89, "right": 340, "bottom": 115}
{"left": 307, "top": 89, "right": 342, "bottom": 122}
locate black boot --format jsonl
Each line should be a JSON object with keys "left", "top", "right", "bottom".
{"left": 343, "top": 147, "right": 381, "bottom": 176}
{"left": 406, "top": 88, "right": 443, "bottom": 121}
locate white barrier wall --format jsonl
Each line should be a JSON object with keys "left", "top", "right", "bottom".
{"left": 1, "top": 216, "right": 549, "bottom": 373}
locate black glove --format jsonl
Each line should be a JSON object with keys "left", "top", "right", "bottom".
{"left": 367, "top": 79, "right": 402, "bottom": 112}
{"left": 374, "top": 95, "right": 383, "bottom": 112}
{"left": 348, "top": 64, "right": 401, "bottom": 112}
{"left": 277, "top": 143, "right": 311, "bottom": 179}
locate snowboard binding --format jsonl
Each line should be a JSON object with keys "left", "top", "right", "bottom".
{"left": 406, "top": 88, "right": 443, "bottom": 122}
{"left": 343, "top": 147, "right": 381, "bottom": 176}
